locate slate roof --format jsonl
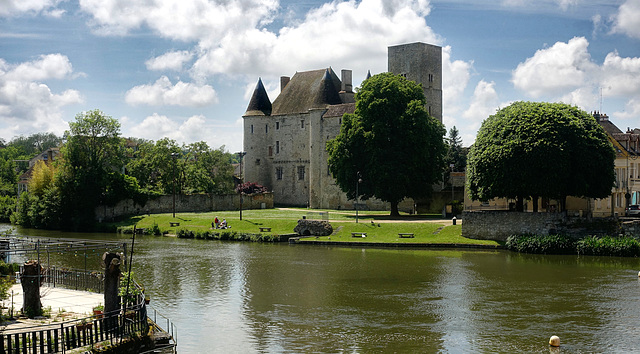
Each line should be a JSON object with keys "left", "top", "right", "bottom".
{"left": 323, "top": 103, "right": 355, "bottom": 118}
{"left": 245, "top": 78, "right": 272, "bottom": 116}
{"left": 271, "top": 68, "right": 344, "bottom": 116}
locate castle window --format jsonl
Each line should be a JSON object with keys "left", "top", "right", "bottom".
{"left": 428, "top": 74, "right": 433, "bottom": 82}
{"left": 276, "top": 121, "right": 280, "bottom": 130}
{"left": 276, "top": 167, "right": 283, "bottom": 180}
{"left": 298, "top": 166, "right": 305, "bottom": 181}
{"left": 265, "top": 124, "right": 268, "bottom": 134}
{"left": 251, "top": 125, "right": 254, "bottom": 134}
{"left": 276, "top": 141, "right": 280, "bottom": 154}
{"left": 301, "top": 120, "right": 305, "bottom": 129}
{"left": 268, "top": 146, "right": 273, "bottom": 157}
{"left": 255, "top": 159, "right": 261, "bottom": 165}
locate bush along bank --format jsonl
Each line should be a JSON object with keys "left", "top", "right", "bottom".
{"left": 506, "top": 234, "right": 640, "bottom": 257}
{"left": 175, "top": 228, "right": 282, "bottom": 242}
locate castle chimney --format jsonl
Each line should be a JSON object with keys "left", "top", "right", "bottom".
{"left": 280, "top": 76, "right": 290, "bottom": 91}
{"left": 341, "top": 69, "right": 352, "bottom": 93}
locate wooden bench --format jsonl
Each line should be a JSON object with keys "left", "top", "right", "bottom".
{"left": 398, "top": 233, "right": 414, "bottom": 238}
{"left": 169, "top": 222, "right": 180, "bottom": 227}
{"left": 351, "top": 232, "right": 367, "bottom": 238}
{"left": 259, "top": 227, "right": 272, "bottom": 232}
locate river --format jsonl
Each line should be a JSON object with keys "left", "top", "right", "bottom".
{"left": 5, "top": 225, "right": 640, "bottom": 353}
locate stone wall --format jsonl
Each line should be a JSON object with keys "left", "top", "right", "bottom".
{"left": 462, "top": 210, "right": 628, "bottom": 241}
{"left": 95, "top": 193, "right": 273, "bottom": 221}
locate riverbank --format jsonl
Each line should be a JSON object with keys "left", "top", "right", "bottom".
{"left": 106, "top": 208, "right": 501, "bottom": 247}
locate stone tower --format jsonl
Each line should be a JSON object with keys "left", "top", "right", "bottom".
{"left": 388, "top": 42, "right": 442, "bottom": 122}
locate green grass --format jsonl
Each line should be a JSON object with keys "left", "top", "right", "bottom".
{"left": 105, "top": 208, "right": 500, "bottom": 246}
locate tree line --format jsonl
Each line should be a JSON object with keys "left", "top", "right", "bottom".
{"left": 0, "top": 110, "right": 237, "bottom": 230}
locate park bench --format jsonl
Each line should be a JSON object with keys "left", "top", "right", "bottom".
{"left": 351, "top": 232, "right": 367, "bottom": 238}
{"left": 259, "top": 227, "right": 272, "bottom": 232}
{"left": 398, "top": 233, "right": 414, "bottom": 238}
{"left": 169, "top": 222, "right": 180, "bottom": 227}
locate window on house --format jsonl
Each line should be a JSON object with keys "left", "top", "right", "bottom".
{"left": 276, "top": 167, "right": 283, "bottom": 180}
{"left": 298, "top": 166, "right": 305, "bottom": 180}
{"left": 276, "top": 141, "right": 280, "bottom": 154}
{"left": 276, "top": 121, "right": 280, "bottom": 130}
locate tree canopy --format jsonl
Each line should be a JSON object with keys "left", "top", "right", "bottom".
{"left": 327, "top": 72, "right": 446, "bottom": 216}
{"left": 466, "top": 101, "right": 615, "bottom": 211}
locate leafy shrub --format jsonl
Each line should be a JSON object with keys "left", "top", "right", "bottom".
{"left": 150, "top": 222, "right": 161, "bottom": 236}
{"left": 235, "top": 182, "right": 268, "bottom": 195}
{"left": 576, "top": 235, "right": 640, "bottom": 257}
{"left": 505, "top": 234, "right": 575, "bottom": 254}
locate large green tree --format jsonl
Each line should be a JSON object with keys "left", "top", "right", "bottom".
{"left": 57, "top": 109, "right": 129, "bottom": 230}
{"left": 466, "top": 101, "right": 615, "bottom": 212}
{"left": 327, "top": 72, "right": 447, "bottom": 216}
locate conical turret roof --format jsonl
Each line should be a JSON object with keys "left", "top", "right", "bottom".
{"left": 313, "top": 69, "right": 342, "bottom": 108}
{"left": 245, "top": 78, "right": 272, "bottom": 116}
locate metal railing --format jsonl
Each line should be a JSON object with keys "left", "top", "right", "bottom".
{"left": 40, "top": 266, "right": 104, "bottom": 293}
{"left": 0, "top": 303, "right": 148, "bottom": 353}
{"left": 0, "top": 276, "right": 177, "bottom": 354}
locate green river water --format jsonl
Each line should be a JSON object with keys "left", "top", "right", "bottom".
{"left": 6, "top": 225, "right": 640, "bottom": 353}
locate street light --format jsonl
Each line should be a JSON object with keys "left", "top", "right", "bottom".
{"left": 356, "top": 171, "right": 362, "bottom": 223}
{"left": 236, "top": 152, "right": 247, "bottom": 220}
{"left": 171, "top": 152, "right": 179, "bottom": 218}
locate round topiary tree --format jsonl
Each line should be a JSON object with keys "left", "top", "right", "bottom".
{"left": 466, "top": 101, "right": 615, "bottom": 212}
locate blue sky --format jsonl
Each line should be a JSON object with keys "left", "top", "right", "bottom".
{"left": 1, "top": 0, "right": 639, "bottom": 152}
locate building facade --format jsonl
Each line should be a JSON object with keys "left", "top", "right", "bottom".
{"left": 243, "top": 42, "right": 442, "bottom": 208}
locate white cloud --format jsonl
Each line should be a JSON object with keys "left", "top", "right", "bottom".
{"left": 612, "top": 0, "right": 640, "bottom": 40}
{"left": 462, "top": 80, "right": 499, "bottom": 123}
{"left": 442, "top": 45, "right": 472, "bottom": 118}
{"left": 4, "top": 53, "right": 74, "bottom": 81}
{"left": 511, "top": 37, "right": 597, "bottom": 98}
{"left": 558, "top": 87, "right": 598, "bottom": 109}
{"left": 601, "top": 51, "right": 640, "bottom": 97}
{"left": 501, "top": 0, "right": 578, "bottom": 11}
{"left": 0, "top": 0, "right": 62, "bottom": 16}
{"left": 79, "top": 0, "right": 278, "bottom": 39}
{"left": 125, "top": 76, "right": 218, "bottom": 107}
{"left": 125, "top": 113, "right": 240, "bottom": 150}
{"left": 0, "top": 54, "right": 82, "bottom": 139}
{"left": 192, "top": 0, "right": 439, "bottom": 78}
{"left": 614, "top": 98, "right": 640, "bottom": 119}
{"left": 146, "top": 51, "right": 194, "bottom": 71}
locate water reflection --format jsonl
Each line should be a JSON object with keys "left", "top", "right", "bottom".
{"left": 5, "top": 225, "right": 640, "bottom": 353}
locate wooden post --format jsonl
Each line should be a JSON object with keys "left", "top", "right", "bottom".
{"left": 21, "top": 260, "right": 42, "bottom": 317}
{"left": 103, "top": 252, "right": 121, "bottom": 333}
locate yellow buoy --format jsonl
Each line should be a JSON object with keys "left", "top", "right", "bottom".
{"left": 549, "top": 335, "right": 560, "bottom": 347}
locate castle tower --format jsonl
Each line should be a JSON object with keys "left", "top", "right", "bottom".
{"left": 388, "top": 42, "right": 442, "bottom": 122}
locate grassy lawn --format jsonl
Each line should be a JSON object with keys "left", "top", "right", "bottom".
{"left": 105, "top": 208, "right": 500, "bottom": 246}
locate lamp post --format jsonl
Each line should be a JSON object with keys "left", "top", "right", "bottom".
{"left": 356, "top": 171, "right": 362, "bottom": 223}
{"left": 171, "top": 152, "right": 179, "bottom": 218}
{"left": 237, "top": 152, "right": 247, "bottom": 220}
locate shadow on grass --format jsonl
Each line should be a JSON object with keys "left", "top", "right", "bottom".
{"left": 343, "top": 213, "right": 443, "bottom": 221}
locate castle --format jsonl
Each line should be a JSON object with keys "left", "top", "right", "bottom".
{"left": 242, "top": 42, "right": 442, "bottom": 208}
